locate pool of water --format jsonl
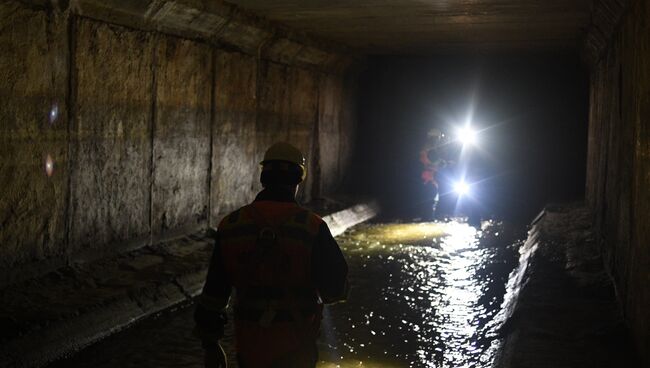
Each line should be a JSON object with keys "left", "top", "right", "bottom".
{"left": 318, "top": 220, "right": 522, "bottom": 368}
{"left": 49, "top": 220, "right": 523, "bottom": 368}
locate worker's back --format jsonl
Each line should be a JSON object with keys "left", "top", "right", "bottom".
{"left": 194, "top": 142, "right": 348, "bottom": 368}
{"left": 219, "top": 200, "right": 326, "bottom": 367}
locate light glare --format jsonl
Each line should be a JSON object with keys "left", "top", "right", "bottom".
{"left": 457, "top": 126, "right": 477, "bottom": 146}
{"left": 454, "top": 181, "right": 469, "bottom": 196}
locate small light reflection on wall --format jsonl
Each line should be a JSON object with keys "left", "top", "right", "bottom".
{"left": 45, "top": 154, "right": 55, "bottom": 177}
{"left": 49, "top": 103, "right": 59, "bottom": 125}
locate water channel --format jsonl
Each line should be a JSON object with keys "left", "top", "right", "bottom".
{"left": 50, "top": 220, "right": 524, "bottom": 368}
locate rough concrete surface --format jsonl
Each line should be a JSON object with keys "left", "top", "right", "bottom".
{"left": 318, "top": 74, "right": 344, "bottom": 195}
{"left": 293, "top": 45, "right": 333, "bottom": 70}
{"left": 254, "top": 60, "right": 315, "bottom": 200}
{"left": 1, "top": 1, "right": 359, "bottom": 292}
{"left": 287, "top": 67, "right": 319, "bottom": 202}
{"left": 143, "top": 0, "right": 229, "bottom": 40}
{"left": 210, "top": 50, "right": 258, "bottom": 220}
{"left": 319, "top": 71, "right": 358, "bottom": 195}
{"left": 582, "top": 0, "right": 627, "bottom": 64}
{"left": 256, "top": 61, "right": 291, "bottom": 152}
{"left": 152, "top": 36, "right": 211, "bottom": 237}
{"left": 264, "top": 37, "right": 304, "bottom": 66}
{"left": 208, "top": 50, "right": 355, "bottom": 219}
{"left": 218, "top": 11, "right": 273, "bottom": 56}
{"left": 0, "top": 201, "right": 377, "bottom": 368}
{"left": 337, "top": 73, "right": 359, "bottom": 187}
{"left": 493, "top": 204, "right": 638, "bottom": 368}
{"left": 50, "top": 0, "right": 353, "bottom": 73}
{"left": 0, "top": 2, "right": 68, "bottom": 277}
{"left": 585, "top": 0, "right": 650, "bottom": 363}
{"left": 0, "top": 232, "right": 213, "bottom": 368}
{"left": 70, "top": 18, "right": 154, "bottom": 254}
{"left": 228, "top": 0, "right": 591, "bottom": 52}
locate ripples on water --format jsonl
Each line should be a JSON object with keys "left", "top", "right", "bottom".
{"left": 319, "top": 220, "right": 522, "bottom": 368}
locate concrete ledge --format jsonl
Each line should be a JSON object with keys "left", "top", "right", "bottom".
{"left": 492, "top": 203, "right": 638, "bottom": 367}
{"left": 322, "top": 201, "right": 380, "bottom": 237}
{"left": 0, "top": 236, "right": 213, "bottom": 368}
{"left": 0, "top": 201, "right": 377, "bottom": 368}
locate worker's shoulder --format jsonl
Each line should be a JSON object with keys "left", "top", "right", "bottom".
{"left": 217, "top": 205, "right": 252, "bottom": 229}
{"left": 291, "top": 205, "right": 323, "bottom": 224}
{"left": 284, "top": 206, "right": 325, "bottom": 236}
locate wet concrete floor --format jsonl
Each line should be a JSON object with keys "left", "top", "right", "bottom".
{"left": 48, "top": 220, "right": 524, "bottom": 368}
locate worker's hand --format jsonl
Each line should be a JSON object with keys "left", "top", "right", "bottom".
{"left": 204, "top": 343, "right": 227, "bottom": 368}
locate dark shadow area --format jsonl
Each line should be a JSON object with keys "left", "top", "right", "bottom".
{"left": 351, "top": 53, "right": 589, "bottom": 223}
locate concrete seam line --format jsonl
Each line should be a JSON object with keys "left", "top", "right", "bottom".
{"left": 206, "top": 46, "right": 217, "bottom": 227}
{"left": 64, "top": 12, "right": 78, "bottom": 267}
{"left": 149, "top": 32, "right": 159, "bottom": 246}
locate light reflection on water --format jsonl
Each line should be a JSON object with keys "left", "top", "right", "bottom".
{"left": 46, "top": 220, "right": 522, "bottom": 368}
{"left": 319, "top": 220, "right": 521, "bottom": 368}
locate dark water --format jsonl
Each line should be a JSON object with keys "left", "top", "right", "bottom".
{"left": 49, "top": 220, "right": 523, "bottom": 368}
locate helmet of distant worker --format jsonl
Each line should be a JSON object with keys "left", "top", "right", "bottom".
{"left": 427, "top": 128, "right": 444, "bottom": 140}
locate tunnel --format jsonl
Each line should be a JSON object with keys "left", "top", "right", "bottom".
{"left": 0, "top": 0, "right": 648, "bottom": 367}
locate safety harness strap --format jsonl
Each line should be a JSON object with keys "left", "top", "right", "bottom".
{"left": 231, "top": 204, "right": 320, "bottom": 328}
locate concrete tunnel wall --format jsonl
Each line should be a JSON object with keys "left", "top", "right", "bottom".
{"left": 584, "top": 0, "right": 650, "bottom": 363}
{"left": 0, "top": 1, "right": 358, "bottom": 285}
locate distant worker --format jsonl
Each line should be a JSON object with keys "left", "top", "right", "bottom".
{"left": 194, "top": 142, "right": 349, "bottom": 368}
{"left": 420, "top": 128, "right": 450, "bottom": 218}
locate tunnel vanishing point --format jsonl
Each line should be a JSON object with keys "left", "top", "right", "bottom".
{"left": 1, "top": 0, "right": 649, "bottom": 367}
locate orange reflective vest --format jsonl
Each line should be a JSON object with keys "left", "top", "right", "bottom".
{"left": 218, "top": 200, "right": 324, "bottom": 366}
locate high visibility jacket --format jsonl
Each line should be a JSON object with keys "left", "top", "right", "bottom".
{"left": 194, "top": 190, "right": 348, "bottom": 366}
{"left": 195, "top": 192, "right": 348, "bottom": 367}
{"left": 219, "top": 201, "right": 322, "bottom": 297}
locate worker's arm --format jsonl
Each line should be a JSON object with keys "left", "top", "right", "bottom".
{"left": 194, "top": 229, "right": 232, "bottom": 347}
{"left": 312, "top": 222, "right": 349, "bottom": 304}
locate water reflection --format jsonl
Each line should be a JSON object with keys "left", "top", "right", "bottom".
{"left": 47, "top": 220, "right": 521, "bottom": 368}
{"left": 319, "top": 220, "right": 521, "bottom": 368}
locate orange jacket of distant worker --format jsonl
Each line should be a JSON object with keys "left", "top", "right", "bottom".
{"left": 420, "top": 147, "right": 438, "bottom": 187}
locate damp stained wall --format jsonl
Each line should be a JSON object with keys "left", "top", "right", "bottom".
{"left": 585, "top": 0, "right": 650, "bottom": 363}
{"left": 0, "top": 2, "right": 69, "bottom": 279}
{"left": 0, "top": 1, "right": 358, "bottom": 284}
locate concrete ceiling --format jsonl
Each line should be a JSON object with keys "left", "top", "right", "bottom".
{"left": 227, "top": 0, "right": 593, "bottom": 54}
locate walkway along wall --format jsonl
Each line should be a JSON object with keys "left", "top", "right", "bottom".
{"left": 0, "top": 0, "right": 359, "bottom": 286}
{"left": 584, "top": 0, "right": 650, "bottom": 364}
